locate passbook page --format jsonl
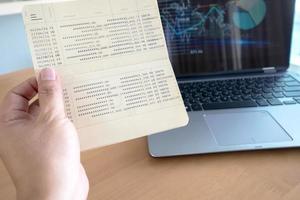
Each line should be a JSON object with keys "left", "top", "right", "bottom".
{"left": 22, "top": 0, "right": 188, "bottom": 150}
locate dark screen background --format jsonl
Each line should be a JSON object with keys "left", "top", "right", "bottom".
{"left": 158, "top": 0, "right": 296, "bottom": 77}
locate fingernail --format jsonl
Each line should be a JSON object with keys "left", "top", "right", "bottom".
{"left": 40, "top": 68, "right": 56, "bottom": 81}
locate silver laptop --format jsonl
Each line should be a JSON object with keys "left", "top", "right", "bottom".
{"left": 148, "top": 0, "right": 300, "bottom": 157}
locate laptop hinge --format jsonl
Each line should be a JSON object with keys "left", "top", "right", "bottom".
{"left": 263, "top": 67, "right": 277, "bottom": 74}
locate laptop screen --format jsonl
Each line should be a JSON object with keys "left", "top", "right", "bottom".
{"left": 158, "top": 0, "right": 296, "bottom": 77}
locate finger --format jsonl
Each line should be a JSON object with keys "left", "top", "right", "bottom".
{"left": 2, "top": 77, "right": 38, "bottom": 113}
{"left": 28, "top": 99, "right": 40, "bottom": 117}
{"left": 37, "top": 68, "right": 65, "bottom": 118}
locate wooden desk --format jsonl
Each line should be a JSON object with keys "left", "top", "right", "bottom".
{"left": 1, "top": 68, "right": 300, "bottom": 200}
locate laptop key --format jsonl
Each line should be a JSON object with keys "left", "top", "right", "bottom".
{"left": 277, "top": 76, "right": 295, "bottom": 82}
{"left": 285, "top": 81, "right": 300, "bottom": 87}
{"left": 262, "top": 93, "right": 274, "bottom": 99}
{"left": 220, "top": 96, "right": 230, "bottom": 102}
{"left": 202, "top": 101, "right": 258, "bottom": 110}
{"left": 273, "top": 87, "right": 284, "bottom": 92}
{"left": 252, "top": 89, "right": 262, "bottom": 94}
{"left": 263, "top": 88, "right": 273, "bottom": 93}
{"left": 242, "top": 95, "right": 252, "bottom": 100}
{"left": 284, "top": 91, "right": 300, "bottom": 97}
{"left": 222, "top": 91, "right": 230, "bottom": 96}
{"left": 191, "top": 103, "right": 202, "bottom": 111}
{"left": 283, "top": 100, "right": 297, "bottom": 105}
{"left": 257, "top": 100, "right": 269, "bottom": 106}
{"left": 275, "top": 82, "right": 285, "bottom": 87}
{"left": 268, "top": 99, "right": 283, "bottom": 106}
{"left": 231, "top": 96, "right": 242, "bottom": 101}
{"left": 210, "top": 97, "right": 220, "bottom": 102}
{"left": 283, "top": 87, "right": 300, "bottom": 92}
{"left": 252, "top": 94, "right": 263, "bottom": 99}
{"left": 273, "top": 92, "right": 285, "bottom": 98}
{"left": 199, "top": 97, "right": 210, "bottom": 104}
{"left": 242, "top": 89, "right": 252, "bottom": 95}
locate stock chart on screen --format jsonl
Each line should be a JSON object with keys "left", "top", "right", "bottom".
{"left": 158, "top": 0, "right": 270, "bottom": 56}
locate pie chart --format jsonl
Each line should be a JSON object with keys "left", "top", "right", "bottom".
{"left": 233, "top": 0, "right": 267, "bottom": 30}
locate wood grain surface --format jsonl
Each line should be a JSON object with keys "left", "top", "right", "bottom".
{"left": 1, "top": 68, "right": 300, "bottom": 200}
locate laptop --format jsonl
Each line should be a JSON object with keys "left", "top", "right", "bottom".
{"left": 148, "top": 0, "right": 300, "bottom": 157}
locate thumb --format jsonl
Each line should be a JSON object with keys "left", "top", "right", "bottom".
{"left": 38, "top": 68, "right": 65, "bottom": 118}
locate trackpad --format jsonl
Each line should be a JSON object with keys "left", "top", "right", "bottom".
{"left": 204, "top": 111, "right": 292, "bottom": 146}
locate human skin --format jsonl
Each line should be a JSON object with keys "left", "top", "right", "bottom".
{"left": 0, "top": 68, "right": 89, "bottom": 200}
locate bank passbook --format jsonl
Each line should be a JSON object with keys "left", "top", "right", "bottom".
{"left": 22, "top": 0, "right": 188, "bottom": 150}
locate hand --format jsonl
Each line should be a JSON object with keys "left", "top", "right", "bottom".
{"left": 0, "top": 68, "right": 89, "bottom": 200}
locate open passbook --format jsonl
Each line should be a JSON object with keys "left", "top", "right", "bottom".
{"left": 22, "top": 0, "right": 188, "bottom": 150}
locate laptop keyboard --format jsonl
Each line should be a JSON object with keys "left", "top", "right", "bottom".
{"left": 179, "top": 74, "right": 300, "bottom": 112}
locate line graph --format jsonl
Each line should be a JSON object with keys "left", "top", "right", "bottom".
{"left": 161, "top": 6, "right": 225, "bottom": 36}
{"left": 158, "top": 0, "right": 269, "bottom": 55}
{"left": 160, "top": 0, "right": 231, "bottom": 43}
